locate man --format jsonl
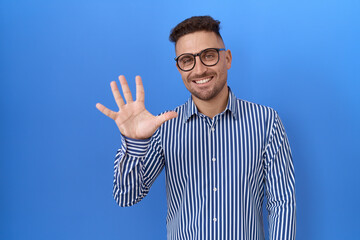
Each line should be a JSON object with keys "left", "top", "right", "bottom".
{"left": 96, "top": 16, "right": 296, "bottom": 240}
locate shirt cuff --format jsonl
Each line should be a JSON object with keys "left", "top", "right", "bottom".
{"left": 121, "top": 135, "right": 151, "bottom": 157}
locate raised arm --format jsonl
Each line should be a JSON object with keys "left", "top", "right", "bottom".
{"left": 97, "top": 75, "right": 177, "bottom": 206}
{"left": 96, "top": 75, "right": 177, "bottom": 139}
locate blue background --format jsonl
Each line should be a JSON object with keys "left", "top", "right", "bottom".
{"left": 1, "top": 0, "right": 359, "bottom": 239}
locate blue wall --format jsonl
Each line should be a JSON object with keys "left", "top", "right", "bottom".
{"left": 1, "top": 0, "right": 359, "bottom": 239}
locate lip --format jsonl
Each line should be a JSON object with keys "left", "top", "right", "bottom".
{"left": 191, "top": 76, "right": 213, "bottom": 85}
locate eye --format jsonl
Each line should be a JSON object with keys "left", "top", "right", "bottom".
{"left": 202, "top": 50, "right": 217, "bottom": 61}
{"left": 204, "top": 53, "right": 215, "bottom": 59}
{"left": 179, "top": 56, "right": 194, "bottom": 66}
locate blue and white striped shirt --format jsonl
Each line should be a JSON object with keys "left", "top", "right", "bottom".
{"left": 113, "top": 88, "right": 296, "bottom": 240}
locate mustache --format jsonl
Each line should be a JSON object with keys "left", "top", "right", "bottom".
{"left": 188, "top": 72, "right": 214, "bottom": 81}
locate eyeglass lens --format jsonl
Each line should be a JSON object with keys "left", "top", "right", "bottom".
{"left": 178, "top": 48, "right": 219, "bottom": 71}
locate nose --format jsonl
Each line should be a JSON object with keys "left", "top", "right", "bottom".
{"left": 192, "top": 56, "right": 207, "bottom": 74}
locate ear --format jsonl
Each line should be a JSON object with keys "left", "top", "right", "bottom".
{"left": 225, "top": 49, "right": 232, "bottom": 70}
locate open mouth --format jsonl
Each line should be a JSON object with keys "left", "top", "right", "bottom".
{"left": 193, "top": 76, "right": 213, "bottom": 84}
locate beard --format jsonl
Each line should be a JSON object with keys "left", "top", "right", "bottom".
{"left": 190, "top": 82, "right": 226, "bottom": 100}
{"left": 186, "top": 71, "right": 228, "bottom": 101}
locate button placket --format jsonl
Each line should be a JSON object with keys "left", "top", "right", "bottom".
{"left": 209, "top": 117, "right": 219, "bottom": 226}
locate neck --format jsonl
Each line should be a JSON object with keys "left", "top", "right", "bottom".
{"left": 192, "top": 86, "right": 229, "bottom": 119}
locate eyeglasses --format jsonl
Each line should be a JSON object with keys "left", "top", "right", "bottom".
{"left": 175, "top": 48, "right": 226, "bottom": 72}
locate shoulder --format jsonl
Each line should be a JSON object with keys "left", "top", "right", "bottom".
{"left": 234, "top": 98, "right": 285, "bottom": 144}
{"left": 235, "top": 98, "right": 279, "bottom": 121}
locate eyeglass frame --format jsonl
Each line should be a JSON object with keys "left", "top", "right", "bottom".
{"left": 174, "top": 47, "right": 226, "bottom": 72}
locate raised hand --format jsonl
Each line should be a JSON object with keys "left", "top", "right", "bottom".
{"left": 96, "top": 75, "right": 178, "bottom": 139}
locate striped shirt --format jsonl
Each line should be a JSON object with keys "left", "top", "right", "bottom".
{"left": 113, "top": 88, "right": 296, "bottom": 240}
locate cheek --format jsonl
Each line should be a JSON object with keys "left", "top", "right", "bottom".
{"left": 214, "top": 65, "right": 226, "bottom": 76}
{"left": 220, "top": 61, "right": 230, "bottom": 74}
{"left": 182, "top": 76, "right": 187, "bottom": 84}
{"left": 181, "top": 72, "right": 190, "bottom": 82}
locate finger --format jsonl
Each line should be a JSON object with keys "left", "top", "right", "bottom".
{"left": 135, "top": 76, "right": 145, "bottom": 103}
{"left": 118, "top": 75, "right": 133, "bottom": 103}
{"left": 110, "top": 81, "right": 125, "bottom": 108}
{"left": 155, "top": 111, "right": 178, "bottom": 127}
{"left": 96, "top": 103, "right": 117, "bottom": 120}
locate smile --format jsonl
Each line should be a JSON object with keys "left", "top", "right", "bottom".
{"left": 193, "top": 77, "right": 212, "bottom": 84}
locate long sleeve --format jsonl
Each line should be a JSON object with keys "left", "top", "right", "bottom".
{"left": 110, "top": 91, "right": 297, "bottom": 239}
{"left": 264, "top": 113, "right": 296, "bottom": 240}
{"left": 113, "top": 129, "right": 165, "bottom": 207}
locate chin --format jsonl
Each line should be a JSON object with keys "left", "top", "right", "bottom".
{"left": 191, "top": 89, "right": 219, "bottom": 101}
{"left": 190, "top": 84, "right": 227, "bottom": 101}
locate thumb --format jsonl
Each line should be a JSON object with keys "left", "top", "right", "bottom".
{"left": 155, "top": 111, "right": 178, "bottom": 127}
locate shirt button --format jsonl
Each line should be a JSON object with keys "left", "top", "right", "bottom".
{"left": 212, "top": 157, "right": 216, "bottom": 162}
{"left": 213, "top": 187, "right": 218, "bottom": 192}
{"left": 211, "top": 128, "right": 215, "bottom": 132}
{"left": 213, "top": 218, "right": 217, "bottom": 222}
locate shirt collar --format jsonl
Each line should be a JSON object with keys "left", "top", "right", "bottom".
{"left": 183, "top": 87, "right": 238, "bottom": 122}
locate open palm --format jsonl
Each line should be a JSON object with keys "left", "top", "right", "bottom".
{"left": 96, "top": 75, "right": 177, "bottom": 139}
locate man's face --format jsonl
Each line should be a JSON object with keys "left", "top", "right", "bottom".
{"left": 175, "top": 31, "right": 232, "bottom": 101}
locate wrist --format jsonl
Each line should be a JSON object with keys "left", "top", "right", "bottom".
{"left": 122, "top": 135, "right": 151, "bottom": 156}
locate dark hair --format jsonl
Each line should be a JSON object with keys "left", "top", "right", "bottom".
{"left": 169, "top": 16, "right": 222, "bottom": 43}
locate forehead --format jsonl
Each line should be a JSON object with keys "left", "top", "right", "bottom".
{"left": 175, "top": 31, "right": 224, "bottom": 55}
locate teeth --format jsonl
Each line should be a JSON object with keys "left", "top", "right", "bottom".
{"left": 195, "top": 78, "right": 211, "bottom": 84}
